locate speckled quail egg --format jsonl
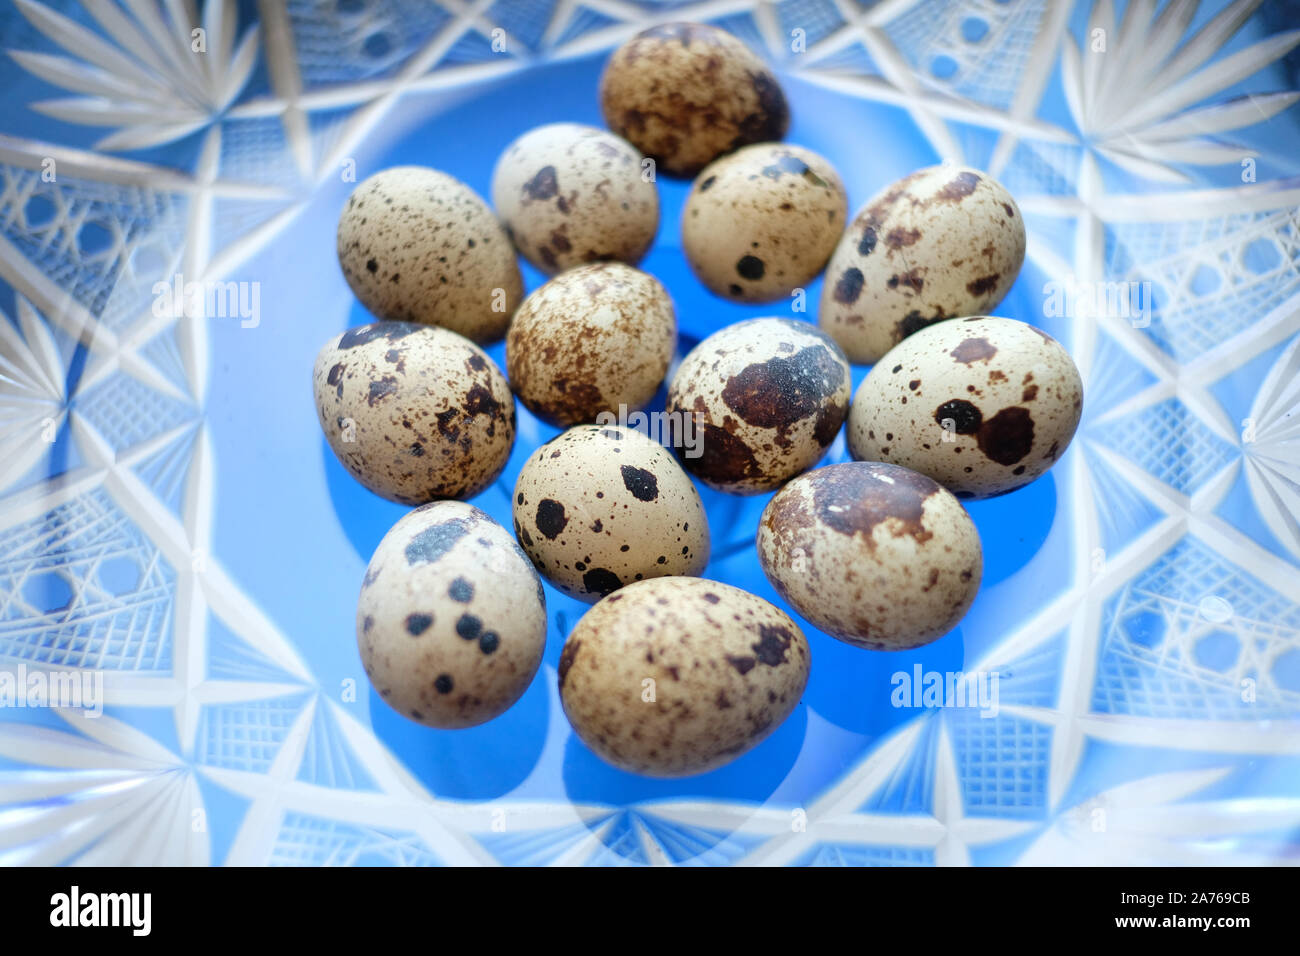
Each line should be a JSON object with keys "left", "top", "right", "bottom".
{"left": 558, "top": 577, "right": 809, "bottom": 776}
{"left": 512, "top": 425, "right": 709, "bottom": 603}
{"left": 847, "top": 316, "right": 1083, "bottom": 498}
{"left": 313, "top": 322, "right": 515, "bottom": 504}
{"left": 357, "top": 502, "right": 546, "bottom": 729}
{"left": 336, "top": 166, "right": 522, "bottom": 343}
{"left": 506, "top": 263, "right": 675, "bottom": 426}
{"left": 682, "top": 144, "right": 847, "bottom": 303}
{"left": 819, "top": 164, "right": 1026, "bottom": 363}
{"left": 600, "top": 22, "right": 790, "bottom": 178}
{"left": 758, "top": 462, "right": 982, "bottom": 650}
{"left": 491, "top": 123, "right": 659, "bottom": 275}
{"left": 667, "top": 318, "right": 850, "bottom": 494}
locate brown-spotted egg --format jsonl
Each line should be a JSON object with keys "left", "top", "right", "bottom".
{"left": 758, "top": 462, "right": 983, "bottom": 650}
{"left": 357, "top": 502, "right": 546, "bottom": 729}
{"left": 600, "top": 22, "right": 790, "bottom": 178}
{"left": 337, "top": 167, "right": 522, "bottom": 343}
{"left": 682, "top": 143, "right": 847, "bottom": 303}
{"left": 819, "top": 164, "right": 1026, "bottom": 363}
{"left": 491, "top": 123, "right": 659, "bottom": 275}
{"left": 667, "top": 318, "right": 850, "bottom": 494}
{"left": 313, "top": 322, "right": 515, "bottom": 504}
{"left": 558, "top": 577, "right": 809, "bottom": 776}
{"left": 847, "top": 316, "right": 1083, "bottom": 498}
{"left": 506, "top": 263, "right": 675, "bottom": 426}
{"left": 512, "top": 425, "right": 709, "bottom": 603}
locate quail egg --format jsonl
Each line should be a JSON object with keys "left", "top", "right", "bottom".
{"left": 506, "top": 263, "right": 676, "bottom": 426}
{"left": 847, "top": 316, "right": 1083, "bottom": 498}
{"left": 512, "top": 425, "right": 709, "bottom": 603}
{"left": 667, "top": 318, "right": 850, "bottom": 494}
{"left": 600, "top": 22, "right": 790, "bottom": 177}
{"left": 357, "top": 502, "right": 546, "bottom": 729}
{"left": 337, "top": 166, "right": 522, "bottom": 343}
{"left": 682, "top": 143, "right": 846, "bottom": 303}
{"left": 559, "top": 577, "right": 810, "bottom": 776}
{"left": 819, "top": 164, "right": 1026, "bottom": 363}
{"left": 491, "top": 123, "right": 659, "bottom": 275}
{"left": 313, "top": 322, "right": 515, "bottom": 504}
{"left": 758, "top": 462, "right": 982, "bottom": 650}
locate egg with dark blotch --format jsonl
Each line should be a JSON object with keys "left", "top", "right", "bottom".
{"left": 847, "top": 316, "right": 1083, "bottom": 499}
{"left": 313, "top": 322, "right": 515, "bottom": 504}
{"left": 507, "top": 263, "right": 676, "bottom": 427}
{"left": 682, "top": 143, "right": 846, "bottom": 304}
{"left": 667, "top": 318, "right": 851, "bottom": 494}
{"left": 336, "top": 166, "right": 522, "bottom": 343}
{"left": 491, "top": 123, "right": 659, "bottom": 275}
{"left": 512, "top": 425, "right": 709, "bottom": 603}
{"left": 600, "top": 22, "right": 789, "bottom": 178}
{"left": 357, "top": 502, "right": 546, "bottom": 729}
{"left": 558, "top": 577, "right": 810, "bottom": 777}
{"left": 819, "top": 164, "right": 1026, "bottom": 363}
{"left": 758, "top": 462, "right": 982, "bottom": 650}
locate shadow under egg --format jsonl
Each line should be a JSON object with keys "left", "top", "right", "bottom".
{"left": 559, "top": 699, "right": 808, "bottom": 863}
{"left": 366, "top": 665, "right": 550, "bottom": 801}
{"left": 320, "top": 434, "right": 410, "bottom": 564}
{"left": 964, "top": 467, "right": 1057, "bottom": 588}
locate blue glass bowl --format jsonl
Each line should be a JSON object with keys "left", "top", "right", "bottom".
{"left": 1, "top": 0, "right": 1298, "bottom": 866}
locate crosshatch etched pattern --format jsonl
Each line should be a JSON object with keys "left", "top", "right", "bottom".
{"left": 1, "top": 489, "right": 176, "bottom": 672}
{"left": 0, "top": 0, "right": 1297, "bottom": 866}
